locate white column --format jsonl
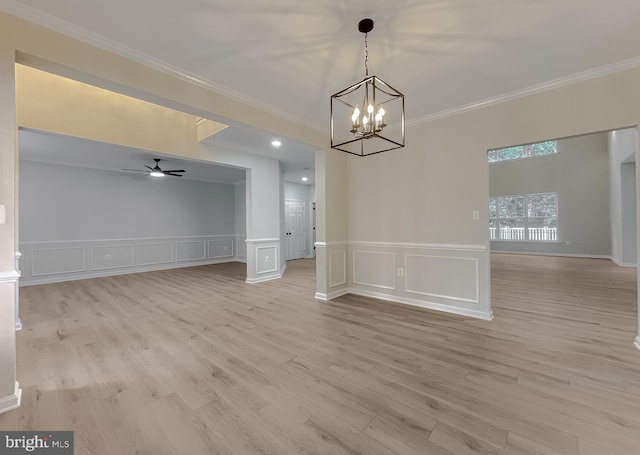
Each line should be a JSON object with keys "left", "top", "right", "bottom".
{"left": 314, "top": 149, "right": 349, "bottom": 300}
{"left": 243, "top": 163, "right": 283, "bottom": 284}
{"left": 14, "top": 252, "right": 21, "bottom": 330}
{"left": 0, "top": 40, "right": 20, "bottom": 414}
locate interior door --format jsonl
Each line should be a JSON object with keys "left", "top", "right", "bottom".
{"left": 286, "top": 200, "right": 305, "bottom": 260}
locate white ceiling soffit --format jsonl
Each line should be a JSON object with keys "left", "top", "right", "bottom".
{"left": 18, "top": 128, "right": 247, "bottom": 185}
{"left": 204, "top": 126, "right": 316, "bottom": 185}
{"left": 3, "top": 0, "right": 640, "bottom": 131}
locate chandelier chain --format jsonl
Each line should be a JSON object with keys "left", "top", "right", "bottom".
{"left": 364, "top": 33, "right": 369, "bottom": 77}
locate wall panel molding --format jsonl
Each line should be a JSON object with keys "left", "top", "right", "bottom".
{"left": 208, "top": 239, "right": 234, "bottom": 259}
{"left": 176, "top": 241, "right": 207, "bottom": 262}
{"left": 256, "top": 245, "right": 278, "bottom": 274}
{"left": 405, "top": 254, "right": 479, "bottom": 303}
{"left": 31, "top": 247, "right": 86, "bottom": 277}
{"left": 20, "top": 235, "right": 239, "bottom": 286}
{"left": 352, "top": 250, "right": 396, "bottom": 290}
{"left": 345, "top": 241, "right": 491, "bottom": 321}
{"left": 138, "top": 243, "right": 174, "bottom": 266}
{"left": 91, "top": 244, "right": 135, "bottom": 271}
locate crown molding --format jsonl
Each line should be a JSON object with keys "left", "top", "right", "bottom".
{"left": 5, "top": 2, "right": 640, "bottom": 134}
{"left": 408, "top": 55, "right": 640, "bottom": 128}
{"left": 0, "top": 1, "right": 322, "bottom": 134}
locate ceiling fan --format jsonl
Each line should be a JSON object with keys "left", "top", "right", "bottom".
{"left": 122, "top": 158, "right": 185, "bottom": 178}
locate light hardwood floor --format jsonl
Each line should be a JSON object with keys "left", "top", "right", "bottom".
{"left": 1, "top": 254, "right": 639, "bottom": 454}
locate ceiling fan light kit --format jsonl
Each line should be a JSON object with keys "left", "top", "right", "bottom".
{"left": 122, "top": 158, "right": 186, "bottom": 178}
{"left": 330, "top": 18, "right": 405, "bottom": 157}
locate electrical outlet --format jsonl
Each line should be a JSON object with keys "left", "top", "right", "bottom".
{"left": 397, "top": 268, "right": 404, "bottom": 277}
{"left": 473, "top": 210, "right": 480, "bottom": 220}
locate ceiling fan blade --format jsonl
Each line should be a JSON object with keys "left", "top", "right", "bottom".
{"left": 121, "top": 169, "right": 149, "bottom": 172}
{"left": 162, "top": 169, "right": 185, "bottom": 173}
{"left": 165, "top": 172, "right": 183, "bottom": 177}
{"left": 144, "top": 165, "right": 154, "bottom": 171}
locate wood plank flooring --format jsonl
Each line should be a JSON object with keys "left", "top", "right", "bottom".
{"left": 0, "top": 254, "right": 638, "bottom": 454}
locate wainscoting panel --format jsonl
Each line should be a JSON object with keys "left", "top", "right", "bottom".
{"left": 405, "top": 254, "right": 478, "bottom": 303}
{"left": 347, "top": 242, "right": 491, "bottom": 320}
{"left": 329, "top": 251, "right": 346, "bottom": 287}
{"left": 208, "top": 239, "right": 234, "bottom": 259}
{"left": 177, "top": 241, "right": 207, "bottom": 262}
{"left": 138, "top": 243, "right": 173, "bottom": 266}
{"left": 91, "top": 245, "right": 135, "bottom": 271}
{"left": 352, "top": 250, "right": 396, "bottom": 290}
{"left": 21, "top": 235, "right": 239, "bottom": 285}
{"left": 256, "top": 246, "right": 278, "bottom": 274}
{"left": 32, "top": 247, "right": 85, "bottom": 277}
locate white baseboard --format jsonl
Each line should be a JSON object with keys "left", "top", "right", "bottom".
{"left": 347, "top": 288, "right": 494, "bottom": 321}
{"left": 492, "top": 251, "right": 638, "bottom": 268}
{"left": 611, "top": 257, "right": 637, "bottom": 268}
{"left": 315, "top": 287, "right": 493, "bottom": 321}
{"left": 0, "top": 382, "right": 21, "bottom": 415}
{"left": 20, "top": 258, "right": 240, "bottom": 286}
{"left": 233, "top": 256, "right": 247, "bottom": 263}
{"left": 246, "top": 264, "right": 285, "bottom": 284}
{"left": 491, "top": 250, "right": 612, "bottom": 260}
{"left": 635, "top": 336, "right": 640, "bottom": 350}
{"left": 314, "top": 288, "right": 349, "bottom": 301}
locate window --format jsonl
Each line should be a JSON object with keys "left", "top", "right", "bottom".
{"left": 487, "top": 140, "right": 556, "bottom": 163}
{"left": 489, "top": 193, "right": 558, "bottom": 241}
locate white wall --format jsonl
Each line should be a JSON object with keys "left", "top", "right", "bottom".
{"left": 490, "top": 133, "right": 611, "bottom": 257}
{"left": 19, "top": 161, "right": 242, "bottom": 284}
{"left": 234, "top": 180, "right": 247, "bottom": 260}
{"left": 609, "top": 128, "right": 637, "bottom": 266}
{"left": 284, "top": 182, "right": 315, "bottom": 258}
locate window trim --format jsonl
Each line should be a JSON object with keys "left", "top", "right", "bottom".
{"left": 489, "top": 192, "right": 559, "bottom": 242}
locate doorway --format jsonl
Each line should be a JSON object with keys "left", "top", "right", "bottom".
{"left": 487, "top": 128, "right": 638, "bottom": 345}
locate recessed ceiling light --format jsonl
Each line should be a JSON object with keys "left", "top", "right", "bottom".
{"left": 271, "top": 140, "right": 282, "bottom": 147}
{"left": 302, "top": 177, "right": 308, "bottom": 182}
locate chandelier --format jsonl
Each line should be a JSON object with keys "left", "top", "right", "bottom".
{"left": 330, "top": 19, "right": 405, "bottom": 157}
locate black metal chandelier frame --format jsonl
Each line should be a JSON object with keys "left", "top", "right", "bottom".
{"left": 330, "top": 18, "right": 405, "bottom": 157}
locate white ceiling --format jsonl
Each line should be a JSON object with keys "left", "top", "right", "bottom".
{"left": 19, "top": 129, "right": 247, "bottom": 184}
{"left": 4, "top": 0, "right": 640, "bottom": 182}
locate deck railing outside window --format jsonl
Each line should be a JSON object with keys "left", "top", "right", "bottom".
{"left": 490, "top": 227, "right": 557, "bottom": 241}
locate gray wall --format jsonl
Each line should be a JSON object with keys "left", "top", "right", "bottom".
{"left": 19, "top": 160, "right": 241, "bottom": 284}
{"left": 21, "top": 160, "right": 236, "bottom": 240}
{"left": 489, "top": 132, "right": 611, "bottom": 256}
{"left": 234, "top": 180, "right": 247, "bottom": 260}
